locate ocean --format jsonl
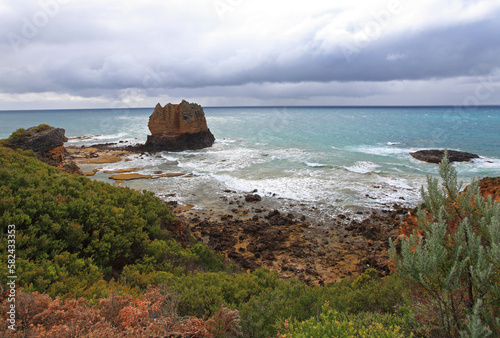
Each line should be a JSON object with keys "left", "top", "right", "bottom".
{"left": 2, "top": 106, "right": 500, "bottom": 222}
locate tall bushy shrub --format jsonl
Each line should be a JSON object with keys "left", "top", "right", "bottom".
{"left": 390, "top": 153, "right": 500, "bottom": 337}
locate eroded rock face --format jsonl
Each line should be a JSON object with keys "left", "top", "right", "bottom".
{"left": 410, "top": 149, "right": 479, "bottom": 163}
{"left": 479, "top": 177, "right": 500, "bottom": 202}
{"left": 4, "top": 125, "right": 82, "bottom": 175}
{"left": 145, "top": 100, "right": 215, "bottom": 151}
{"left": 12, "top": 125, "right": 68, "bottom": 154}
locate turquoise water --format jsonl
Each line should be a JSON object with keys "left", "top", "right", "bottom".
{"left": 2, "top": 106, "right": 499, "bottom": 220}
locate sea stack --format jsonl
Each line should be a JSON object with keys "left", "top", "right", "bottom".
{"left": 145, "top": 100, "right": 215, "bottom": 151}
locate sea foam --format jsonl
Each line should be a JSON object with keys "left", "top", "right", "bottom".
{"left": 344, "top": 161, "right": 380, "bottom": 174}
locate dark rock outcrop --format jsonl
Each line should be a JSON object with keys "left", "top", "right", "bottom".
{"left": 244, "top": 194, "right": 262, "bottom": 202}
{"left": 7, "top": 125, "right": 67, "bottom": 154}
{"left": 181, "top": 205, "right": 410, "bottom": 285}
{"left": 410, "top": 149, "right": 479, "bottom": 163}
{"left": 144, "top": 100, "right": 215, "bottom": 151}
{"left": 3, "top": 124, "right": 82, "bottom": 174}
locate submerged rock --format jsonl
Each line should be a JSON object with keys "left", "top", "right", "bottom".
{"left": 410, "top": 149, "right": 479, "bottom": 163}
{"left": 144, "top": 100, "right": 215, "bottom": 151}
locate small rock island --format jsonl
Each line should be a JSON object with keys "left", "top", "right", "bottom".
{"left": 410, "top": 149, "right": 480, "bottom": 163}
{"left": 144, "top": 100, "right": 215, "bottom": 151}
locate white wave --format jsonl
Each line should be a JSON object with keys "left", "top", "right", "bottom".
{"left": 105, "top": 153, "right": 177, "bottom": 169}
{"left": 67, "top": 134, "right": 101, "bottom": 141}
{"left": 177, "top": 147, "right": 273, "bottom": 173}
{"left": 347, "top": 144, "right": 419, "bottom": 157}
{"left": 210, "top": 174, "right": 255, "bottom": 193}
{"left": 452, "top": 156, "right": 500, "bottom": 177}
{"left": 268, "top": 148, "right": 306, "bottom": 160}
{"left": 161, "top": 154, "right": 179, "bottom": 162}
{"left": 92, "top": 133, "right": 128, "bottom": 140}
{"left": 387, "top": 142, "right": 401, "bottom": 145}
{"left": 471, "top": 156, "right": 500, "bottom": 168}
{"left": 66, "top": 133, "right": 129, "bottom": 144}
{"left": 344, "top": 161, "right": 380, "bottom": 174}
{"left": 305, "top": 162, "right": 326, "bottom": 167}
{"left": 382, "top": 177, "right": 417, "bottom": 190}
{"left": 216, "top": 138, "right": 239, "bottom": 144}
{"left": 211, "top": 173, "right": 337, "bottom": 202}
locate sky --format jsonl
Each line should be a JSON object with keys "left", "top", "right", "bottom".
{"left": 0, "top": 0, "right": 500, "bottom": 109}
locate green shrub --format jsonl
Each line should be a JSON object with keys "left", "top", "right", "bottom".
{"left": 278, "top": 302, "right": 410, "bottom": 338}
{"left": 390, "top": 153, "right": 500, "bottom": 336}
{"left": 4, "top": 127, "right": 31, "bottom": 145}
{"left": 0, "top": 145, "right": 427, "bottom": 336}
{"left": 0, "top": 146, "right": 225, "bottom": 298}
{"left": 239, "top": 270, "right": 413, "bottom": 337}
{"left": 32, "top": 123, "right": 52, "bottom": 133}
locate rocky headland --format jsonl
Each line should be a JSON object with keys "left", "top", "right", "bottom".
{"left": 3, "top": 124, "right": 82, "bottom": 175}
{"left": 144, "top": 100, "right": 215, "bottom": 151}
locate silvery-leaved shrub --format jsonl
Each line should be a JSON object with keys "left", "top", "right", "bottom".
{"left": 390, "top": 152, "right": 500, "bottom": 337}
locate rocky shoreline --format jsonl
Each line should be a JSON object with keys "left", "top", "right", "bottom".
{"left": 65, "top": 144, "right": 412, "bottom": 284}
{"left": 4, "top": 120, "right": 497, "bottom": 286}
{"left": 175, "top": 202, "right": 409, "bottom": 285}
{"left": 64, "top": 143, "right": 500, "bottom": 285}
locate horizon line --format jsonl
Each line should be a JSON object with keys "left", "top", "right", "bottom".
{"left": 2, "top": 104, "right": 500, "bottom": 112}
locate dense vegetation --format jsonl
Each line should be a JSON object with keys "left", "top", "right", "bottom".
{"left": 1, "top": 145, "right": 498, "bottom": 336}
{"left": 0, "top": 146, "right": 224, "bottom": 299}
{"left": 391, "top": 155, "right": 500, "bottom": 337}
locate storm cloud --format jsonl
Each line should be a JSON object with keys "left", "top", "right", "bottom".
{"left": 0, "top": 0, "right": 499, "bottom": 109}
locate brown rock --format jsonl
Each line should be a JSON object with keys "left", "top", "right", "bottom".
{"left": 479, "top": 177, "right": 500, "bottom": 202}
{"left": 399, "top": 177, "right": 500, "bottom": 244}
{"left": 61, "top": 160, "right": 84, "bottom": 175}
{"left": 244, "top": 194, "right": 262, "bottom": 202}
{"left": 4, "top": 124, "right": 83, "bottom": 175}
{"left": 154, "top": 173, "right": 184, "bottom": 178}
{"left": 174, "top": 204, "right": 195, "bottom": 212}
{"left": 108, "top": 173, "right": 153, "bottom": 180}
{"left": 84, "top": 152, "right": 127, "bottom": 164}
{"left": 103, "top": 168, "right": 143, "bottom": 174}
{"left": 144, "top": 100, "right": 215, "bottom": 151}
{"left": 66, "top": 146, "right": 133, "bottom": 165}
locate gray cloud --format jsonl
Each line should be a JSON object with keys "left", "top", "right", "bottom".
{"left": 0, "top": 0, "right": 499, "bottom": 108}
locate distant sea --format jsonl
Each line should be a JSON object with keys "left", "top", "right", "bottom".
{"left": 2, "top": 106, "right": 500, "bottom": 222}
